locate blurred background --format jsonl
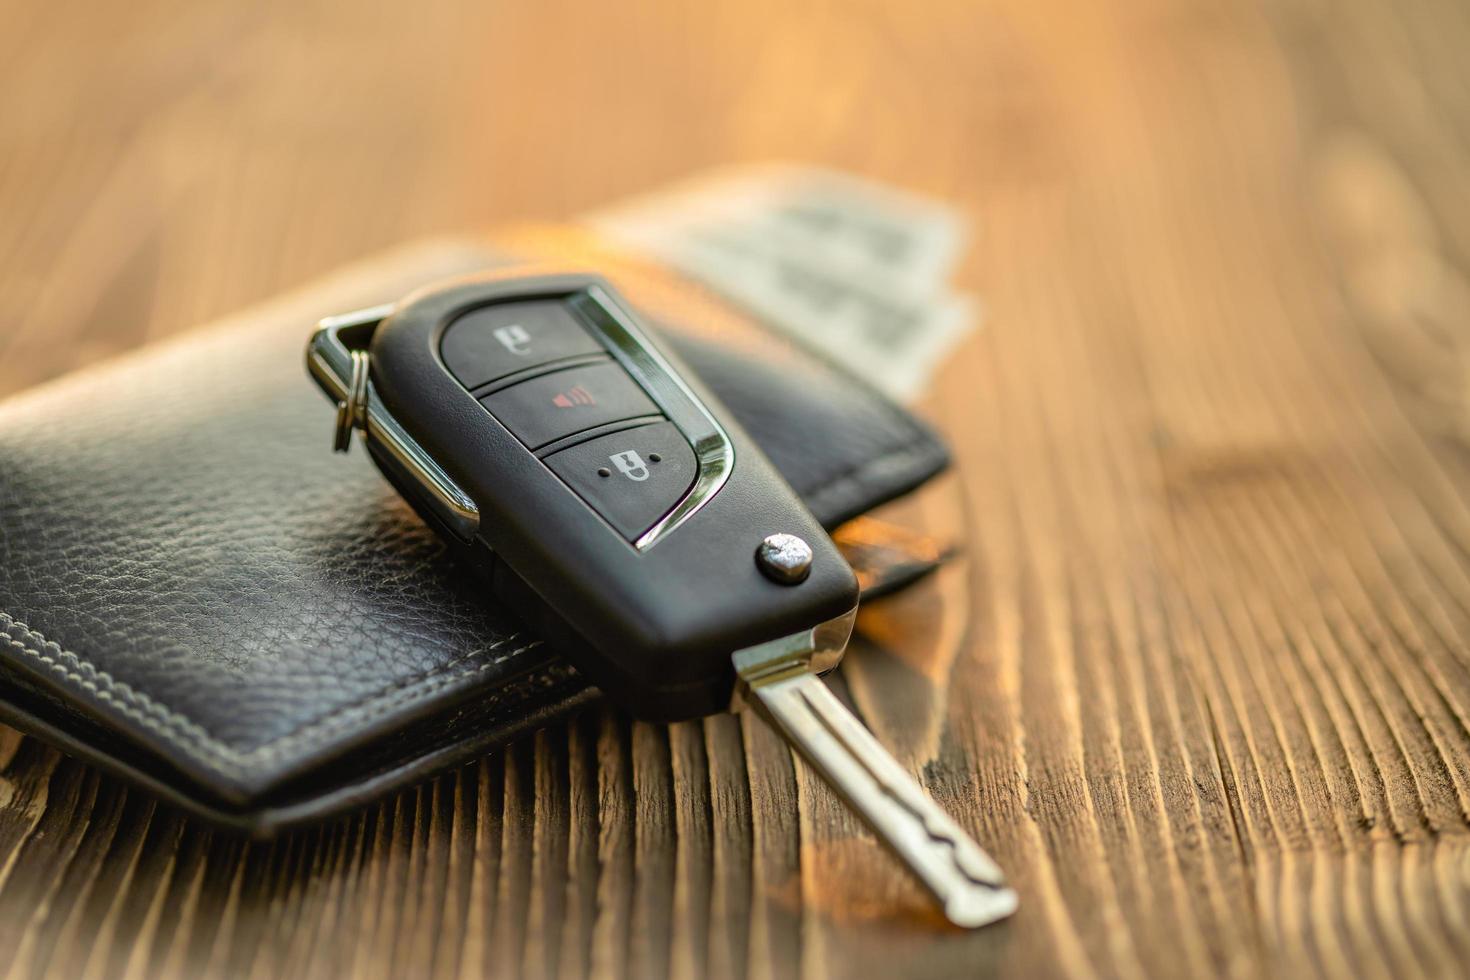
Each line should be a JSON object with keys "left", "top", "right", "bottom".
{"left": 4, "top": 0, "right": 1462, "bottom": 406}
{"left": 0, "top": 0, "right": 1007, "bottom": 394}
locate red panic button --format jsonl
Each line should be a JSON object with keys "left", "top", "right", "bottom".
{"left": 478, "top": 361, "right": 660, "bottom": 449}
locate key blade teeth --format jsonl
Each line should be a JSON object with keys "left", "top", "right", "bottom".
{"left": 894, "top": 792, "right": 1003, "bottom": 884}
{"left": 954, "top": 845, "right": 1008, "bottom": 888}
{"left": 945, "top": 885, "right": 1019, "bottom": 929}
{"left": 926, "top": 823, "right": 1009, "bottom": 888}
{"left": 907, "top": 807, "right": 1015, "bottom": 927}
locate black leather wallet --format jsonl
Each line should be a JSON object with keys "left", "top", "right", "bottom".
{"left": 0, "top": 237, "right": 950, "bottom": 834}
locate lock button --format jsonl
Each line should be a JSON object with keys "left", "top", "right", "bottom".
{"left": 441, "top": 299, "right": 605, "bottom": 390}
{"left": 545, "top": 421, "right": 697, "bottom": 541}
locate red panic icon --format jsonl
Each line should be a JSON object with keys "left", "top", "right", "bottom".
{"left": 552, "top": 385, "right": 595, "bottom": 409}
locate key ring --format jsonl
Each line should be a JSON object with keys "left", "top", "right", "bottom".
{"left": 333, "top": 349, "right": 370, "bottom": 452}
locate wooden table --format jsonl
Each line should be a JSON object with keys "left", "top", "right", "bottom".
{"left": 3, "top": 0, "right": 1469, "bottom": 976}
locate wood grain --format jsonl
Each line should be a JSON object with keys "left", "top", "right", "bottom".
{"left": 3, "top": 0, "right": 1470, "bottom": 975}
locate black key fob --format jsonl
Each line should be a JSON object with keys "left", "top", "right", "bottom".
{"left": 308, "top": 271, "right": 1017, "bottom": 928}
{"left": 307, "top": 272, "right": 860, "bottom": 720}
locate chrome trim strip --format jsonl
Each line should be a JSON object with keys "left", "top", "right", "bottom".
{"left": 317, "top": 303, "right": 395, "bottom": 335}
{"left": 306, "top": 307, "right": 481, "bottom": 541}
{"left": 567, "top": 287, "right": 735, "bottom": 551}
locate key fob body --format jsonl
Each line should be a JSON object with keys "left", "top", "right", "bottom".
{"left": 310, "top": 271, "right": 859, "bottom": 720}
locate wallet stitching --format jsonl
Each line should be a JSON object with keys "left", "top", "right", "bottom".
{"left": 0, "top": 430, "right": 930, "bottom": 777}
{"left": 0, "top": 611, "right": 541, "bottom": 775}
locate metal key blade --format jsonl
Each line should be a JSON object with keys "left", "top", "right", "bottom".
{"left": 733, "top": 622, "right": 1017, "bottom": 929}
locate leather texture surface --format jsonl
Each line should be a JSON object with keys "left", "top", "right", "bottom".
{"left": 0, "top": 236, "right": 949, "bottom": 834}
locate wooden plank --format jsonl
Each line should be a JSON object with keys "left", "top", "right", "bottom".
{"left": 3, "top": 0, "right": 1470, "bottom": 975}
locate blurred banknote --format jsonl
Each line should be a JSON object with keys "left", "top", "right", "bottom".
{"left": 588, "top": 166, "right": 978, "bottom": 401}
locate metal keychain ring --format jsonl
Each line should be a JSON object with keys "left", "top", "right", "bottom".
{"left": 333, "top": 350, "right": 370, "bottom": 452}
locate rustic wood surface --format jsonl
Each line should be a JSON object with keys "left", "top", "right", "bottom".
{"left": 3, "top": 0, "right": 1470, "bottom": 976}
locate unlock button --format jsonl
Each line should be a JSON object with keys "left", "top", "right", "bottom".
{"left": 546, "top": 421, "right": 697, "bottom": 541}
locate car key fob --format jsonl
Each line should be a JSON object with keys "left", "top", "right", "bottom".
{"left": 311, "top": 271, "right": 858, "bottom": 719}
{"left": 307, "top": 270, "right": 1015, "bottom": 927}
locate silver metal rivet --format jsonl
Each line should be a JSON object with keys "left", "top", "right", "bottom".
{"left": 756, "top": 533, "right": 813, "bottom": 585}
